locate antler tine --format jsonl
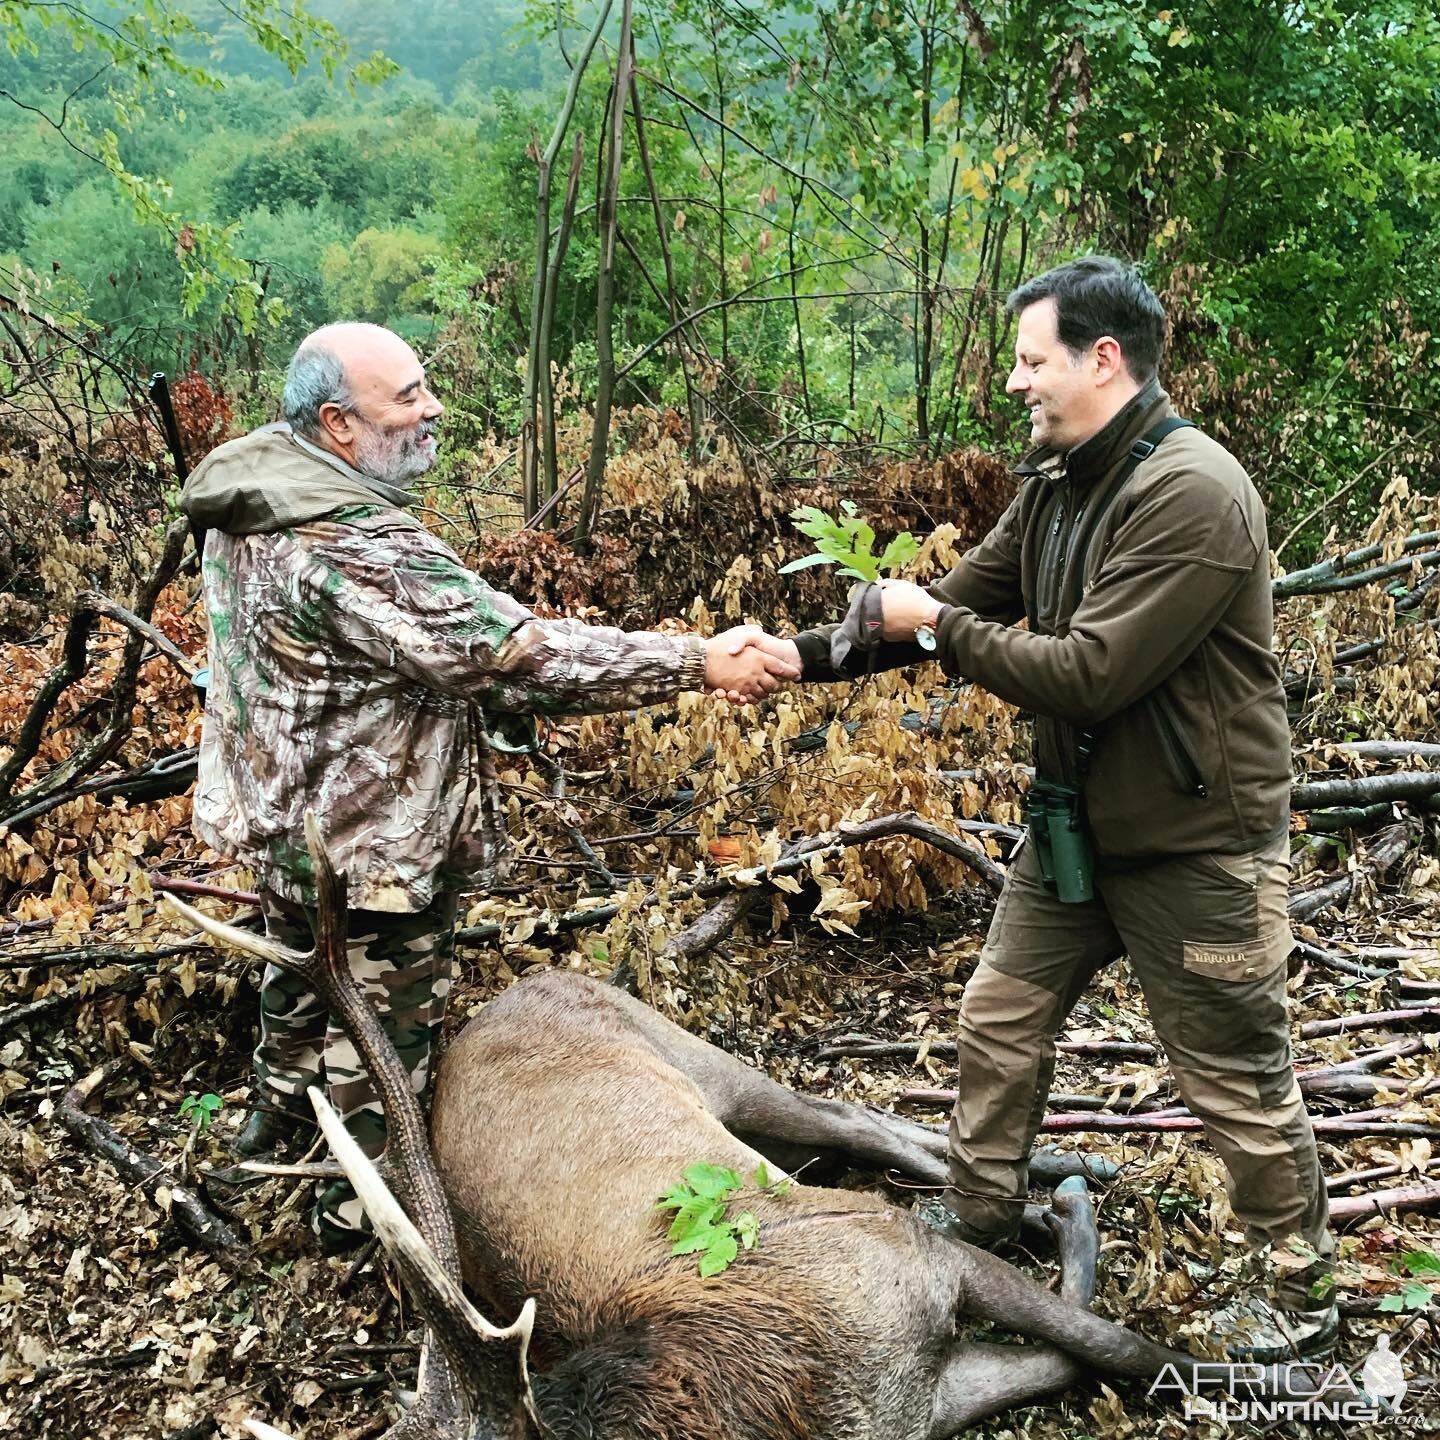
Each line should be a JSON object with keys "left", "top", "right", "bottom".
{"left": 309, "top": 1084, "right": 537, "bottom": 1360}
{"left": 242, "top": 1422, "right": 297, "bottom": 1440}
{"left": 158, "top": 893, "right": 313, "bottom": 975}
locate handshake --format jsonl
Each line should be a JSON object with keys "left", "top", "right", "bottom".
{"left": 701, "top": 626, "right": 802, "bottom": 704}
{"left": 699, "top": 580, "right": 942, "bottom": 704}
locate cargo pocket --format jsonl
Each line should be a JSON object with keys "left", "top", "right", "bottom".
{"left": 1178, "top": 935, "right": 1290, "bottom": 1064}
{"left": 1171, "top": 846, "right": 1292, "bottom": 1065}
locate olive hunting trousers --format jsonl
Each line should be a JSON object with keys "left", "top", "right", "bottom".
{"left": 945, "top": 836, "right": 1333, "bottom": 1309}
{"left": 255, "top": 888, "right": 457, "bottom": 1236}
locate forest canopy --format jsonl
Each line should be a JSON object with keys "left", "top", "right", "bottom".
{"left": 1, "top": 0, "right": 1436, "bottom": 553}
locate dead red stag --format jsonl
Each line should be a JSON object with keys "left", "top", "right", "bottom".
{"left": 167, "top": 815, "right": 1311, "bottom": 1440}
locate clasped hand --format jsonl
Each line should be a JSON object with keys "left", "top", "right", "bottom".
{"left": 704, "top": 626, "right": 801, "bottom": 703}
{"left": 704, "top": 582, "right": 938, "bottom": 703}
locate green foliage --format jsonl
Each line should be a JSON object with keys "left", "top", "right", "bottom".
{"left": 0, "top": 0, "right": 396, "bottom": 325}
{"left": 179, "top": 1092, "right": 224, "bottom": 1131}
{"left": 1378, "top": 1249, "right": 1440, "bottom": 1313}
{"left": 655, "top": 1160, "right": 790, "bottom": 1278}
{"left": 2, "top": 0, "right": 1436, "bottom": 557}
{"left": 320, "top": 226, "right": 440, "bottom": 328}
{"left": 781, "top": 501, "right": 919, "bottom": 584}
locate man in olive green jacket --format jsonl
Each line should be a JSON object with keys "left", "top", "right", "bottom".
{"left": 751, "top": 258, "right": 1334, "bottom": 1361}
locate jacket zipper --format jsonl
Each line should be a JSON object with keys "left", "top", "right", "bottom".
{"left": 1055, "top": 491, "right": 1090, "bottom": 632}
{"left": 1149, "top": 690, "right": 1208, "bottom": 798}
{"left": 1037, "top": 487, "right": 1068, "bottom": 627}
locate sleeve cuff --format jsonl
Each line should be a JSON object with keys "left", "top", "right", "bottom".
{"left": 792, "top": 628, "right": 834, "bottom": 681}
{"left": 678, "top": 633, "right": 708, "bottom": 691}
{"left": 933, "top": 604, "right": 965, "bottom": 676}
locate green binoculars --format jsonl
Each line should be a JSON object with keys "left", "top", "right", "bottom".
{"left": 1023, "top": 779, "right": 1095, "bottom": 904}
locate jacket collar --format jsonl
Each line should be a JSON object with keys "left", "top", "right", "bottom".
{"left": 1014, "top": 377, "right": 1170, "bottom": 486}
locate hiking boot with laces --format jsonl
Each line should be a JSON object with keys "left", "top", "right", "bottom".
{"left": 1207, "top": 1292, "right": 1340, "bottom": 1364}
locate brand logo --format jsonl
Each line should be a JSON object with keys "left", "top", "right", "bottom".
{"left": 1148, "top": 1338, "right": 1409, "bottom": 1425}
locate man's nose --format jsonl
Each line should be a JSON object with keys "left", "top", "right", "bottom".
{"left": 424, "top": 390, "right": 444, "bottom": 419}
{"left": 1005, "top": 366, "right": 1026, "bottom": 394}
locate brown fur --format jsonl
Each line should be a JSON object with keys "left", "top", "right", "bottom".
{"left": 529, "top": 1262, "right": 864, "bottom": 1439}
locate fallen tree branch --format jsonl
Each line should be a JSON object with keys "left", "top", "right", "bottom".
{"left": 57, "top": 1060, "right": 251, "bottom": 1257}
{"left": 0, "top": 939, "right": 205, "bottom": 972}
{"left": 1332, "top": 740, "right": 1440, "bottom": 763}
{"left": 1292, "top": 940, "right": 1440, "bottom": 998}
{"left": 150, "top": 875, "right": 262, "bottom": 907}
{"left": 1301, "top": 1073, "right": 1440, "bottom": 1101}
{"left": 0, "top": 518, "right": 191, "bottom": 822}
{"left": 813, "top": 1037, "right": 1160, "bottom": 1062}
{"left": 1300, "top": 1005, "right": 1440, "bottom": 1039}
{"left": 457, "top": 810, "right": 1006, "bottom": 948}
{"left": 1328, "top": 1180, "right": 1440, "bottom": 1224}
{"left": 894, "top": 1090, "right": 1440, "bottom": 1140}
{"left": 84, "top": 593, "right": 197, "bottom": 678}
{"left": 0, "top": 965, "right": 149, "bottom": 1038}
{"left": 1272, "top": 531, "right": 1440, "bottom": 597}
{"left": 897, "top": 1069, "right": 1439, "bottom": 1112}
{"left": 1292, "top": 772, "right": 1440, "bottom": 811}
{"left": 1303, "top": 803, "right": 1397, "bottom": 834}
{"left": 1327, "top": 1163, "right": 1403, "bottom": 1195}
{"left": 0, "top": 747, "right": 197, "bottom": 831}
{"left": 1319, "top": 1038, "right": 1429, "bottom": 1074}
{"left": 1287, "top": 821, "right": 1415, "bottom": 923}
{"left": 530, "top": 752, "right": 621, "bottom": 892}
{"left": 1299, "top": 1006, "right": 1440, "bottom": 1039}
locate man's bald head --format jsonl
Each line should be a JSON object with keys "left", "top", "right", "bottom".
{"left": 281, "top": 322, "right": 443, "bottom": 483}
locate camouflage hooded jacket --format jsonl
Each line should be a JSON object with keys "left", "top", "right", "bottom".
{"left": 180, "top": 426, "right": 705, "bottom": 912}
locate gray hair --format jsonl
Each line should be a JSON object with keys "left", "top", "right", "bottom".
{"left": 281, "top": 342, "right": 354, "bottom": 437}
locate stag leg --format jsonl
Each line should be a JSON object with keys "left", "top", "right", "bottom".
{"left": 606, "top": 988, "right": 949, "bottom": 1180}
{"left": 927, "top": 1179, "right": 1096, "bottom": 1436}
{"left": 923, "top": 1181, "right": 1347, "bottom": 1416}
{"left": 595, "top": 979, "right": 1110, "bottom": 1189}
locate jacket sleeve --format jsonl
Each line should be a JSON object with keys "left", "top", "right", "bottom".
{"left": 294, "top": 522, "right": 704, "bottom": 713}
{"left": 932, "top": 470, "right": 1261, "bottom": 724}
{"left": 792, "top": 492, "right": 1027, "bottom": 682}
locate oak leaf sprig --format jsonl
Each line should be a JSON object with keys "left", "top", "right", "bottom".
{"left": 779, "top": 500, "right": 919, "bottom": 583}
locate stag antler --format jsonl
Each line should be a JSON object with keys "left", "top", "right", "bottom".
{"left": 165, "top": 812, "right": 538, "bottom": 1439}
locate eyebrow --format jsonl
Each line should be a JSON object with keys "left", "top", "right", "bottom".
{"left": 395, "top": 376, "right": 425, "bottom": 400}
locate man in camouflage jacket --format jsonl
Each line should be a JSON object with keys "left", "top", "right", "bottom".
{"left": 181, "top": 322, "right": 794, "bottom": 1246}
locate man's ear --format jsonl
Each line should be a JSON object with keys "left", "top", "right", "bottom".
{"left": 1091, "top": 336, "right": 1126, "bottom": 386}
{"left": 317, "top": 401, "right": 354, "bottom": 445}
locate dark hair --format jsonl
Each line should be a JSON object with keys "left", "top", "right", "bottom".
{"left": 1007, "top": 256, "right": 1165, "bottom": 382}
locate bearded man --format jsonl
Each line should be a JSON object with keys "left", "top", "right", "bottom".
{"left": 181, "top": 323, "right": 795, "bottom": 1248}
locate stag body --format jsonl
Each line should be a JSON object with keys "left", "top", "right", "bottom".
{"left": 434, "top": 977, "right": 929, "bottom": 1437}
{"left": 434, "top": 971, "right": 1121, "bottom": 1439}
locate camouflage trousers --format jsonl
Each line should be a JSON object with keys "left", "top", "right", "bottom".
{"left": 256, "top": 888, "right": 457, "bottom": 1237}
{"left": 946, "top": 835, "right": 1333, "bottom": 1309}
